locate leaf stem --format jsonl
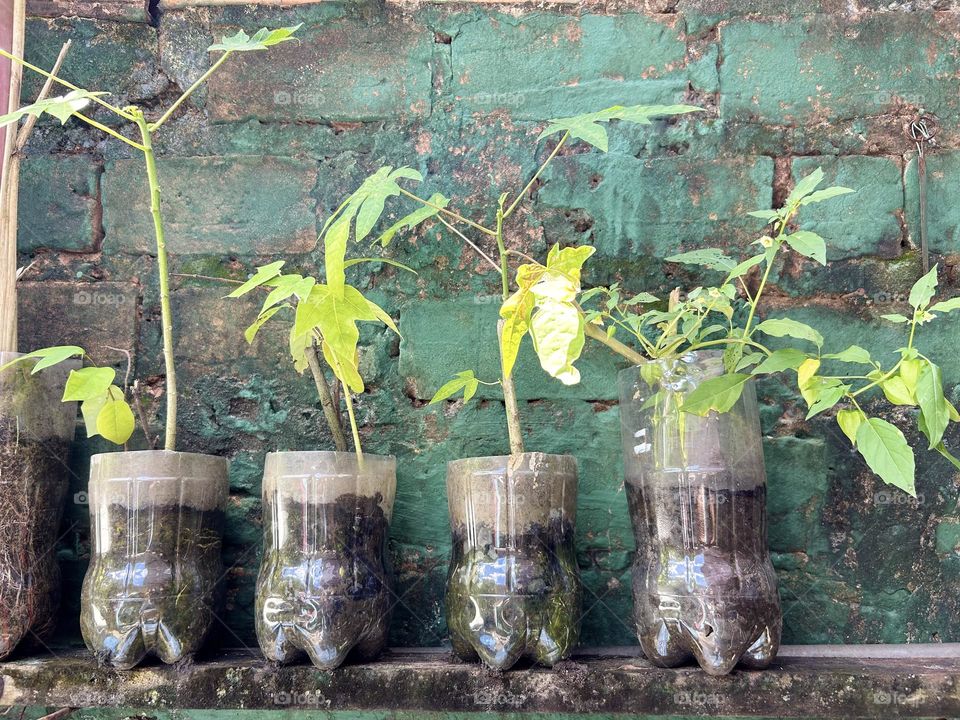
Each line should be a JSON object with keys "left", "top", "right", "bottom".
{"left": 435, "top": 215, "right": 500, "bottom": 272}
{"left": 343, "top": 386, "right": 364, "bottom": 469}
{"left": 398, "top": 187, "right": 496, "bottom": 237}
{"left": 150, "top": 51, "right": 232, "bottom": 132}
{"left": 494, "top": 199, "right": 524, "bottom": 456}
{"left": 0, "top": 48, "right": 135, "bottom": 120}
{"left": 583, "top": 321, "right": 646, "bottom": 365}
{"left": 133, "top": 111, "right": 177, "bottom": 451}
{"left": 503, "top": 131, "right": 568, "bottom": 219}
{"left": 73, "top": 112, "right": 145, "bottom": 150}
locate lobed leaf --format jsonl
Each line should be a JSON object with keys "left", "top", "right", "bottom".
{"left": 208, "top": 24, "right": 302, "bottom": 52}
{"left": 226, "top": 261, "right": 285, "bottom": 298}
{"left": 429, "top": 370, "right": 479, "bottom": 404}
{"left": 0, "top": 90, "right": 108, "bottom": 129}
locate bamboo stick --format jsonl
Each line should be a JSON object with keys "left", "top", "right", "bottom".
{"left": 0, "top": 0, "right": 25, "bottom": 353}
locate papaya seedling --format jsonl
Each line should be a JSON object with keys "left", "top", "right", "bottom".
{"left": 514, "top": 167, "right": 959, "bottom": 497}
{"left": 0, "top": 24, "right": 300, "bottom": 448}
{"left": 224, "top": 252, "right": 406, "bottom": 464}
{"left": 303, "top": 104, "right": 701, "bottom": 454}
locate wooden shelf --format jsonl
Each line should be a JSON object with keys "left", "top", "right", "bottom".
{"left": 1, "top": 645, "right": 958, "bottom": 718}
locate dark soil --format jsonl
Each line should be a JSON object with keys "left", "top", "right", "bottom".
{"left": 256, "top": 493, "right": 392, "bottom": 669}
{"left": 626, "top": 473, "right": 781, "bottom": 675}
{"left": 80, "top": 503, "right": 225, "bottom": 669}
{"left": 0, "top": 426, "right": 71, "bottom": 659}
{"left": 446, "top": 517, "right": 581, "bottom": 670}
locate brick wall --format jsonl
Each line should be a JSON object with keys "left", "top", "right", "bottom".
{"left": 15, "top": 0, "right": 960, "bottom": 650}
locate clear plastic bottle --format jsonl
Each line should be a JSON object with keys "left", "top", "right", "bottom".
{"left": 619, "top": 353, "right": 781, "bottom": 676}
{"left": 446, "top": 453, "right": 581, "bottom": 670}
{"left": 80, "top": 450, "right": 228, "bottom": 668}
{"left": 255, "top": 452, "right": 396, "bottom": 669}
{"left": 0, "top": 353, "right": 77, "bottom": 658}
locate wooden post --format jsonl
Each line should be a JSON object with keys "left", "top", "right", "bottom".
{"left": 0, "top": 0, "right": 25, "bottom": 353}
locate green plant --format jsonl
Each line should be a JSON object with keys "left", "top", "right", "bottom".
{"left": 513, "top": 167, "right": 959, "bottom": 496}
{"left": 223, "top": 253, "right": 405, "bottom": 465}
{"left": 0, "top": 25, "right": 300, "bottom": 448}
{"left": 303, "top": 104, "right": 700, "bottom": 455}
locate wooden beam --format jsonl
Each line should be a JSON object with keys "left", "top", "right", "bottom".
{"left": 0, "top": 0, "right": 23, "bottom": 354}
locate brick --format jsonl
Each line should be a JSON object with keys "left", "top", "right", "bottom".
{"left": 536, "top": 153, "right": 773, "bottom": 256}
{"left": 451, "top": 13, "right": 691, "bottom": 120}
{"left": 205, "top": 11, "right": 434, "bottom": 122}
{"left": 792, "top": 155, "right": 904, "bottom": 261}
{"left": 398, "top": 298, "right": 624, "bottom": 401}
{"left": 905, "top": 150, "right": 960, "bottom": 256}
{"left": 719, "top": 14, "right": 960, "bottom": 127}
{"left": 18, "top": 155, "right": 100, "bottom": 253}
{"left": 23, "top": 18, "right": 160, "bottom": 107}
{"left": 764, "top": 437, "right": 829, "bottom": 555}
{"left": 17, "top": 281, "right": 138, "bottom": 362}
{"left": 101, "top": 156, "right": 318, "bottom": 255}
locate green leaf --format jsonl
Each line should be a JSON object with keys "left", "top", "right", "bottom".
{"left": 97, "top": 396, "right": 136, "bottom": 445}
{"left": 856, "top": 417, "right": 916, "bottom": 496}
{"left": 917, "top": 361, "right": 950, "bottom": 449}
{"left": 324, "top": 216, "right": 350, "bottom": 297}
{"left": 0, "top": 345, "right": 86, "bottom": 374}
{"left": 665, "top": 248, "right": 736, "bottom": 271}
{"left": 0, "top": 89, "right": 109, "bottom": 128}
{"left": 784, "top": 230, "right": 827, "bottom": 265}
{"left": 909, "top": 265, "right": 939, "bottom": 310}
{"left": 245, "top": 304, "right": 288, "bottom": 344}
{"left": 785, "top": 167, "right": 824, "bottom": 207}
{"left": 366, "top": 297, "right": 400, "bottom": 335}
{"left": 538, "top": 103, "right": 700, "bottom": 151}
{"left": 623, "top": 292, "right": 659, "bottom": 305}
{"left": 933, "top": 442, "right": 960, "bottom": 471}
{"left": 755, "top": 318, "right": 824, "bottom": 347}
{"left": 62, "top": 367, "right": 116, "bottom": 402}
{"left": 208, "top": 24, "right": 302, "bottom": 52}
{"left": 343, "top": 257, "right": 418, "bottom": 275}
{"left": 799, "top": 186, "right": 855, "bottom": 205}
{"left": 746, "top": 209, "right": 780, "bottom": 221}
{"left": 930, "top": 297, "right": 960, "bottom": 314}
{"left": 429, "top": 370, "right": 479, "bottom": 404}
{"left": 726, "top": 254, "right": 765, "bottom": 278}
{"left": 736, "top": 352, "right": 764, "bottom": 371}
{"left": 837, "top": 408, "right": 863, "bottom": 445}
{"left": 289, "top": 327, "right": 310, "bottom": 374}
{"left": 881, "top": 313, "right": 910, "bottom": 324}
{"left": 880, "top": 376, "right": 916, "bottom": 406}
{"left": 226, "top": 261, "right": 285, "bottom": 298}
{"left": 805, "top": 383, "right": 848, "bottom": 419}
{"left": 822, "top": 345, "right": 872, "bottom": 365}
{"left": 378, "top": 193, "right": 449, "bottom": 246}
{"left": 753, "top": 348, "right": 809, "bottom": 374}
{"left": 682, "top": 374, "right": 751, "bottom": 416}
{"left": 81, "top": 392, "right": 110, "bottom": 439}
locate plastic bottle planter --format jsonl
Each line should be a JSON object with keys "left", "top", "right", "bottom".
{"left": 619, "top": 353, "right": 781, "bottom": 676}
{"left": 0, "top": 353, "right": 78, "bottom": 659}
{"left": 80, "top": 450, "right": 228, "bottom": 669}
{"left": 446, "top": 453, "right": 582, "bottom": 670}
{"left": 256, "top": 452, "right": 396, "bottom": 669}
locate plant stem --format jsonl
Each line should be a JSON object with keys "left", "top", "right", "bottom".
{"left": 0, "top": 48, "right": 135, "bottom": 120}
{"left": 398, "top": 187, "right": 496, "bottom": 237}
{"left": 503, "top": 131, "right": 568, "bottom": 219}
{"left": 494, "top": 202, "right": 524, "bottom": 456}
{"left": 150, "top": 51, "right": 232, "bottom": 132}
{"left": 306, "top": 343, "right": 348, "bottom": 452}
{"left": 435, "top": 215, "right": 500, "bottom": 272}
{"left": 583, "top": 322, "right": 646, "bottom": 365}
{"left": 134, "top": 112, "right": 177, "bottom": 451}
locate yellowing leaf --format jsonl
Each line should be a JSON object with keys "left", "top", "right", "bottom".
{"left": 529, "top": 301, "right": 585, "bottom": 385}
{"left": 837, "top": 408, "right": 863, "bottom": 445}
{"left": 97, "top": 397, "right": 135, "bottom": 445}
{"left": 325, "top": 217, "right": 350, "bottom": 297}
{"left": 63, "top": 367, "right": 116, "bottom": 402}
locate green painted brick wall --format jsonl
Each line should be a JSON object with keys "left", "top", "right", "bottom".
{"left": 13, "top": 0, "right": 960, "bottom": 660}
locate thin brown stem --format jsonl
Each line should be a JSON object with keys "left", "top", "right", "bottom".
{"left": 306, "top": 343, "right": 348, "bottom": 452}
{"left": 435, "top": 215, "right": 500, "bottom": 272}
{"left": 584, "top": 321, "right": 646, "bottom": 365}
{"left": 398, "top": 187, "right": 496, "bottom": 237}
{"left": 503, "top": 131, "right": 568, "bottom": 219}
{"left": 15, "top": 40, "right": 71, "bottom": 153}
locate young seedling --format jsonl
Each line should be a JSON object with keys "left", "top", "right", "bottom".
{"left": 0, "top": 25, "right": 300, "bottom": 449}
{"left": 224, "top": 251, "right": 406, "bottom": 465}
{"left": 515, "top": 167, "right": 959, "bottom": 497}
{"left": 303, "top": 104, "right": 701, "bottom": 455}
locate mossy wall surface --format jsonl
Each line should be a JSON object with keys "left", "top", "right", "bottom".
{"left": 14, "top": 0, "right": 960, "bottom": 665}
